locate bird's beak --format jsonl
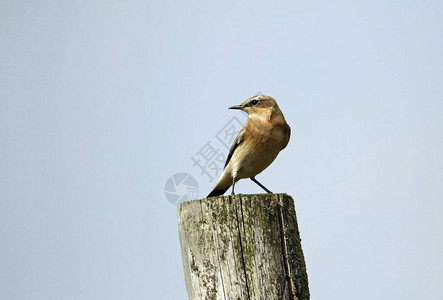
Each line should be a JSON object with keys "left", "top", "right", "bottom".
{"left": 229, "top": 105, "right": 244, "bottom": 110}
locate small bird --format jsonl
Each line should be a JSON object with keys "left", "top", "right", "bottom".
{"left": 207, "top": 95, "right": 291, "bottom": 197}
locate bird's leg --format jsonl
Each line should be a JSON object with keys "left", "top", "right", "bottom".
{"left": 250, "top": 177, "right": 273, "bottom": 194}
{"left": 231, "top": 176, "right": 236, "bottom": 195}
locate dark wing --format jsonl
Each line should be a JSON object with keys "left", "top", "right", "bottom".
{"left": 224, "top": 128, "right": 244, "bottom": 169}
{"left": 281, "top": 124, "right": 291, "bottom": 150}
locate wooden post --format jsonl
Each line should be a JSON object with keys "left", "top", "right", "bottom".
{"left": 177, "top": 193, "right": 309, "bottom": 300}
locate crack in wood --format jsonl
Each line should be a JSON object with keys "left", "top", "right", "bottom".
{"left": 235, "top": 196, "right": 251, "bottom": 300}
{"left": 277, "top": 194, "right": 297, "bottom": 300}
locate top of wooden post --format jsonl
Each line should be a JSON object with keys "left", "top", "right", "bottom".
{"left": 177, "top": 193, "right": 309, "bottom": 300}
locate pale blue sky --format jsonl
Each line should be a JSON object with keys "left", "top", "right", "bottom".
{"left": 2, "top": 1, "right": 443, "bottom": 299}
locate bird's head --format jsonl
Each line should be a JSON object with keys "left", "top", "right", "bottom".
{"left": 229, "top": 95, "right": 282, "bottom": 120}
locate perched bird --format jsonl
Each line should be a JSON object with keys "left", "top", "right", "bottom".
{"left": 207, "top": 95, "right": 291, "bottom": 197}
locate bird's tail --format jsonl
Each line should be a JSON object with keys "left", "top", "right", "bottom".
{"left": 207, "top": 186, "right": 229, "bottom": 198}
{"left": 207, "top": 172, "right": 232, "bottom": 198}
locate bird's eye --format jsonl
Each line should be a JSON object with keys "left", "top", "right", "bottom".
{"left": 250, "top": 100, "right": 259, "bottom": 106}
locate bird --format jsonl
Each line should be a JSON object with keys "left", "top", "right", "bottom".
{"left": 207, "top": 95, "right": 291, "bottom": 197}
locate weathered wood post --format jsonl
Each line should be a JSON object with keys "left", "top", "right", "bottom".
{"left": 177, "top": 193, "right": 309, "bottom": 300}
